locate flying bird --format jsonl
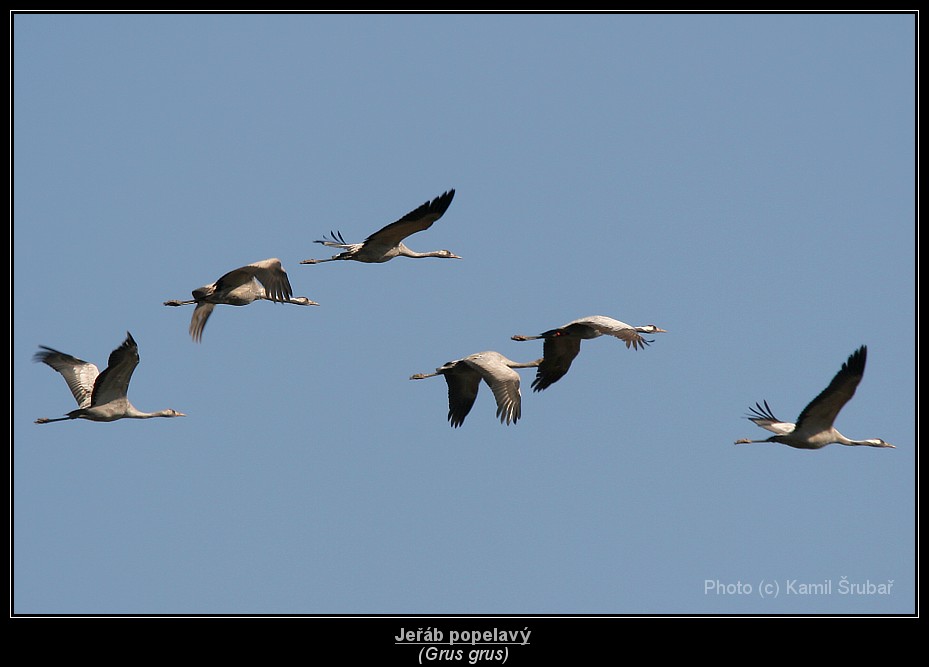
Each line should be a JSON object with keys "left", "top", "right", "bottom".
{"left": 409, "top": 351, "right": 542, "bottom": 427}
{"left": 511, "top": 315, "right": 667, "bottom": 391}
{"left": 164, "top": 258, "right": 318, "bottom": 342}
{"left": 34, "top": 332, "right": 186, "bottom": 424}
{"left": 300, "top": 189, "right": 460, "bottom": 264}
{"left": 734, "top": 345, "right": 894, "bottom": 449}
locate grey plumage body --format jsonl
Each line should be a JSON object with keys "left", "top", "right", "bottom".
{"left": 164, "top": 258, "right": 318, "bottom": 342}
{"left": 410, "top": 350, "right": 542, "bottom": 427}
{"left": 301, "top": 189, "right": 459, "bottom": 264}
{"left": 734, "top": 346, "right": 894, "bottom": 449}
{"left": 34, "top": 332, "right": 186, "bottom": 424}
{"left": 511, "top": 315, "right": 667, "bottom": 391}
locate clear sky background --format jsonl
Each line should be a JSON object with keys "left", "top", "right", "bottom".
{"left": 13, "top": 12, "right": 916, "bottom": 617}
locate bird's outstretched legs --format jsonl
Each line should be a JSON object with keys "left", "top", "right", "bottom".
{"left": 35, "top": 416, "right": 71, "bottom": 424}
{"left": 409, "top": 372, "right": 440, "bottom": 380}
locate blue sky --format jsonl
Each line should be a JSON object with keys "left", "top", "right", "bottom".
{"left": 13, "top": 12, "right": 916, "bottom": 618}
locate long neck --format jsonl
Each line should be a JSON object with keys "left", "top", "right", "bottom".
{"left": 397, "top": 243, "right": 445, "bottom": 259}
{"left": 836, "top": 434, "right": 889, "bottom": 447}
{"left": 507, "top": 358, "right": 544, "bottom": 369}
{"left": 125, "top": 406, "right": 175, "bottom": 419}
{"left": 256, "top": 295, "right": 313, "bottom": 305}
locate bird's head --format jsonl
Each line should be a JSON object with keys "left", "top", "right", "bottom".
{"left": 638, "top": 324, "right": 668, "bottom": 334}
{"left": 164, "top": 409, "right": 186, "bottom": 418}
{"left": 437, "top": 250, "right": 462, "bottom": 259}
{"left": 293, "top": 297, "right": 321, "bottom": 306}
{"left": 866, "top": 439, "right": 895, "bottom": 448}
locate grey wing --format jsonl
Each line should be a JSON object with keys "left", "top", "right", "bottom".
{"left": 363, "top": 189, "right": 456, "bottom": 248}
{"left": 244, "top": 258, "right": 294, "bottom": 302}
{"left": 443, "top": 363, "right": 481, "bottom": 428}
{"left": 211, "top": 265, "right": 257, "bottom": 292}
{"left": 794, "top": 346, "right": 866, "bottom": 435}
{"left": 576, "top": 315, "right": 649, "bottom": 349}
{"left": 189, "top": 302, "right": 215, "bottom": 343}
{"left": 34, "top": 346, "right": 100, "bottom": 409}
{"left": 91, "top": 332, "right": 140, "bottom": 405}
{"left": 212, "top": 259, "right": 293, "bottom": 303}
{"left": 532, "top": 336, "right": 582, "bottom": 391}
{"left": 465, "top": 356, "right": 522, "bottom": 425}
{"left": 613, "top": 329, "right": 650, "bottom": 350}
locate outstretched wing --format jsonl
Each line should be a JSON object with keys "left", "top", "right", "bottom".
{"left": 532, "top": 336, "right": 582, "bottom": 391}
{"left": 793, "top": 346, "right": 867, "bottom": 436}
{"left": 34, "top": 346, "right": 100, "bottom": 409}
{"left": 215, "top": 258, "right": 294, "bottom": 303}
{"left": 443, "top": 362, "right": 481, "bottom": 428}
{"left": 189, "top": 302, "right": 215, "bottom": 343}
{"left": 91, "top": 332, "right": 141, "bottom": 406}
{"left": 464, "top": 354, "right": 522, "bottom": 425}
{"left": 569, "top": 315, "right": 652, "bottom": 350}
{"left": 363, "top": 189, "right": 456, "bottom": 248}
{"left": 248, "top": 258, "right": 295, "bottom": 302}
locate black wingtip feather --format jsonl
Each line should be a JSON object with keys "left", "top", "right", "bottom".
{"left": 746, "top": 400, "right": 778, "bottom": 422}
{"left": 844, "top": 345, "right": 867, "bottom": 375}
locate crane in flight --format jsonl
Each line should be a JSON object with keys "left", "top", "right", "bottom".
{"left": 409, "top": 351, "right": 542, "bottom": 427}
{"left": 734, "top": 345, "right": 894, "bottom": 449}
{"left": 300, "top": 189, "right": 460, "bottom": 264}
{"left": 34, "top": 332, "right": 186, "bottom": 424}
{"left": 511, "top": 315, "right": 667, "bottom": 391}
{"left": 164, "top": 258, "right": 318, "bottom": 342}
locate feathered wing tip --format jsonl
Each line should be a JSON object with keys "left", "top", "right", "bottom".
{"left": 426, "top": 188, "right": 455, "bottom": 216}
{"left": 495, "top": 400, "right": 520, "bottom": 425}
{"left": 316, "top": 230, "right": 348, "bottom": 246}
{"left": 189, "top": 303, "right": 215, "bottom": 343}
{"left": 122, "top": 331, "right": 138, "bottom": 351}
{"left": 746, "top": 399, "right": 779, "bottom": 422}
{"left": 448, "top": 411, "right": 465, "bottom": 429}
{"left": 625, "top": 337, "right": 654, "bottom": 350}
{"left": 530, "top": 376, "right": 554, "bottom": 393}
{"left": 843, "top": 345, "right": 867, "bottom": 376}
{"left": 400, "top": 189, "right": 456, "bottom": 224}
{"left": 33, "top": 345, "right": 66, "bottom": 365}
{"left": 120, "top": 330, "right": 139, "bottom": 360}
